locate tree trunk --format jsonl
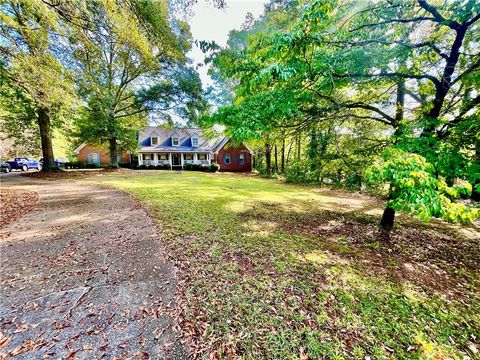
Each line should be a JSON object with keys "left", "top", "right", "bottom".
{"left": 286, "top": 140, "right": 293, "bottom": 164}
{"left": 265, "top": 143, "right": 272, "bottom": 174}
{"left": 472, "top": 186, "right": 480, "bottom": 202}
{"left": 380, "top": 206, "right": 395, "bottom": 230}
{"left": 274, "top": 144, "right": 278, "bottom": 173}
{"left": 281, "top": 138, "right": 285, "bottom": 172}
{"left": 38, "top": 108, "right": 55, "bottom": 172}
{"left": 392, "top": 79, "right": 405, "bottom": 142}
{"left": 296, "top": 134, "right": 301, "bottom": 160}
{"left": 421, "top": 26, "right": 467, "bottom": 137}
{"left": 109, "top": 138, "right": 118, "bottom": 168}
{"left": 472, "top": 147, "right": 480, "bottom": 201}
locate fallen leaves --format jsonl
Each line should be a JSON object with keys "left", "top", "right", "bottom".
{"left": 0, "top": 333, "right": 11, "bottom": 348}
{"left": 0, "top": 188, "right": 38, "bottom": 229}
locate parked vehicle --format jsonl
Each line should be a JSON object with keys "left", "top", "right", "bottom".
{"left": 6, "top": 158, "right": 42, "bottom": 171}
{"left": 39, "top": 158, "right": 64, "bottom": 168}
{"left": 1, "top": 162, "right": 12, "bottom": 173}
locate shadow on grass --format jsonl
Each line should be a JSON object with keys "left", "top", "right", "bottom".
{"left": 240, "top": 201, "right": 480, "bottom": 298}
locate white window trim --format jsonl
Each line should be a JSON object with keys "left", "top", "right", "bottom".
{"left": 239, "top": 153, "right": 245, "bottom": 164}
{"left": 172, "top": 137, "right": 179, "bottom": 146}
{"left": 224, "top": 153, "right": 231, "bottom": 164}
{"left": 151, "top": 136, "right": 158, "bottom": 145}
{"left": 88, "top": 153, "right": 100, "bottom": 164}
{"left": 192, "top": 137, "right": 199, "bottom": 147}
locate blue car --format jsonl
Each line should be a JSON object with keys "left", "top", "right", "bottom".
{"left": 6, "top": 157, "right": 42, "bottom": 171}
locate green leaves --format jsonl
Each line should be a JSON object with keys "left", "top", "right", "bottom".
{"left": 366, "top": 149, "right": 479, "bottom": 224}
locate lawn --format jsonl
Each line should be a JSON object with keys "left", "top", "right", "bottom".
{"left": 93, "top": 171, "right": 479, "bottom": 359}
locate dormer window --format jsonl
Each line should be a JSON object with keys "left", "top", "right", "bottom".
{"left": 151, "top": 137, "right": 158, "bottom": 145}
{"left": 192, "top": 138, "right": 198, "bottom": 147}
{"left": 172, "top": 137, "right": 179, "bottom": 146}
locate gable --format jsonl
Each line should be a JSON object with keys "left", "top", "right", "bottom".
{"left": 137, "top": 126, "right": 217, "bottom": 150}
{"left": 213, "top": 138, "right": 253, "bottom": 154}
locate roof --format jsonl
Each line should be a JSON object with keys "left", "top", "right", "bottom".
{"left": 74, "top": 127, "right": 253, "bottom": 154}
{"left": 138, "top": 127, "right": 224, "bottom": 153}
{"left": 211, "top": 137, "right": 254, "bottom": 154}
{"left": 73, "top": 143, "right": 87, "bottom": 154}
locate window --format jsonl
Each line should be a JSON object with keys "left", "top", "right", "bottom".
{"left": 224, "top": 153, "right": 231, "bottom": 164}
{"left": 151, "top": 137, "right": 158, "bottom": 145}
{"left": 159, "top": 153, "right": 168, "bottom": 160}
{"left": 184, "top": 154, "right": 193, "bottom": 160}
{"left": 192, "top": 138, "right": 198, "bottom": 147}
{"left": 88, "top": 153, "right": 100, "bottom": 164}
{"left": 142, "top": 153, "right": 153, "bottom": 161}
{"left": 172, "top": 137, "right": 179, "bottom": 146}
{"left": 198, "top": 154, "right": 207, "bottom": 160}
{"left": 239, "top": 153, "right": 245, "bottom": 164}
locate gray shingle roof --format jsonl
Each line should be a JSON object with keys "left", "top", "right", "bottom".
{"left": 138, "top": 127, "right": 224, "bottom": 153}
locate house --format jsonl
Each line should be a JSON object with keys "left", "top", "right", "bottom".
{"left": 74, "top": 127, "right": 253, "bottom": 172}
{"left": 74, "top": 143, "right": 131, "bottom": 166}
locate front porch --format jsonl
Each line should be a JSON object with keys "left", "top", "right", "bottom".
{"left": 138, "top": 152, "right": 212, "bottom": 169}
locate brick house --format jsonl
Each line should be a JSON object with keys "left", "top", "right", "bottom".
{"left": 74, "top": 143, "right": 131, "bottom": 166}
{"left": 74, "top": 127, "right": 253, "bottom": 172}
{"left": 213, "top": 138, "right": 252, "bottom": 172}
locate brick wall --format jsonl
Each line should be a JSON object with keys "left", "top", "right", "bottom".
{"left": 76, "top": 144, "right": 130, "bottom": 165}
{"left": 215, "top": 141, "right": 252, "bottom": 172}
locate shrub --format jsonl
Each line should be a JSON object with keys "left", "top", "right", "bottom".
{"left": 138, "top": 164, "right": 147, "bottom": 170}
{"left": 64, "top": 161, "right": 84, "bottom": 169}
{"left": 155, "top": 164, "right": 170, "bottom": 170}
{"left": 285, "top": 160, "right": 321, "bottom": 183}
{"left": 182, "top": 163, "right": 219, "bottom": 172}
{"left": 207, "top": 163, "right": 220, "bottom": 173}
{"left": 119, "top": 163, "right": 135, "bottom": 169}
{"left": 365, "top": 149, "right": 480, "bottom": 223}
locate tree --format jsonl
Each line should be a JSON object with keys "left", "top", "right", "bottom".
{"left": 203, "top": 0, "right": 479, "bottom": 228}
{"left": 366, "top": 150, "right": 479, "bottom": 229}
{"left": 72, "top": 0, "right": 205, "bottom": 167}
{"left": 0, "top": 1, "right": 77, "bottom": 171}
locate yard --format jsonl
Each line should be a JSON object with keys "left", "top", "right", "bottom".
{"left": 93, "top": 171, "right": 480, "bottom": 359}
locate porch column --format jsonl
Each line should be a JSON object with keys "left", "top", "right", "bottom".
{"left": 169, "top": 153, "right": 172, "bottom": 170}
{"left": 153, "top": 153, "right": 158, "bottom": 166}
{"left": 181, "top": 153, "right": 184, "bottom": 169}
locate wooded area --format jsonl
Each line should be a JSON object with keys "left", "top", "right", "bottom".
{"left": 202, "top": 0, "right": 480, "bottom": 229}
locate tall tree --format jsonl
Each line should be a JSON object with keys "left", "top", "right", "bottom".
{"left": 0, "top": 0, "right": 77, "bottom": 170}
{"left": 71, "top": 0, "right": 203, "bottom": 167}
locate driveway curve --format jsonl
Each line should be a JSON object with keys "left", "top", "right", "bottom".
{"left": 0, "top": 175, "right": 186, "bottom": 359}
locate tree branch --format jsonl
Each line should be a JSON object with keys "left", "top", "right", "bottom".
{"left": 333, "top": 71, "right": 440, "bottom": 86}
{"left": 416, "top": 0, "right": 460, "bottom": 29}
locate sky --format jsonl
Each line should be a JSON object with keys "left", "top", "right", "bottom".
{"left": 187, "top": 0, "right": 269, "bottom": 87}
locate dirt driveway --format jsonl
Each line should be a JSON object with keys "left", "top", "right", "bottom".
{"left": 0, "top": 175, "right": 186, "bottom": 359}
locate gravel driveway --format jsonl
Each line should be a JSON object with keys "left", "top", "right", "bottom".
{"left": 0, "top": 175, "right": 187, "bottom": 359}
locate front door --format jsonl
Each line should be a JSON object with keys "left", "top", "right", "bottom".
{"left": 172, "top": 153, "right": 181, "bottom": 166}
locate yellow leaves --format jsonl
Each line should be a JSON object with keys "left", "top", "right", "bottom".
{"left": 414, "top": 333, "right": 456, "bottom": 360}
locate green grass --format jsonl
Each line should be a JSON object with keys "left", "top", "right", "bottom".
{"left": 93, "top": 171, "right": 480, "bottom": 359}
